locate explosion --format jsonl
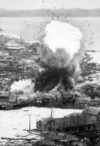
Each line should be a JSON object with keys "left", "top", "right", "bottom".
{"left": 35, "top": 67, "right": 74, "bottom": 92}
{"left": 10, "top": 79, "right": 33, "bottom": 92}
{"left": 35, "top": 20, "right": 83, "bottom": 92}
{"left": 44, "top": 20, "right": 82, "bottom": 59}
{"left": 10, "top": 79, "right": 34, "bottom": 100}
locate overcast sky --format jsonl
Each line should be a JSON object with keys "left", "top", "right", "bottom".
{"left": 0, "top": 0, "right": 100, "bottom": 10}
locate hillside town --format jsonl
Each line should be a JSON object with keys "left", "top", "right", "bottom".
{"left": 0, "top": 27, "right": 100, "bottom": 146}
{"left": 0, "top": 0, "right": 100, "bottom": 144}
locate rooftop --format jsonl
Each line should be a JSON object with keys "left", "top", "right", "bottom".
{"left": 83, "top": 106, "right": 100, "bottom": 115}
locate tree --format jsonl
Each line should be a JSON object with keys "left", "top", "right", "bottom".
{"left": 80, "top": 52, "right": 97, "bottom": 77}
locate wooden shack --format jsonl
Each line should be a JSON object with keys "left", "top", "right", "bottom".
{"left": 36, "top": 117, "right": 64, "bottom": 132}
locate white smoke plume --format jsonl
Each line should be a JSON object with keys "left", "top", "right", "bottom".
{"left": 10, "top": 79, "right": 33, "bottom": 92}
{"left": 10, "top": 79, "right": 34, "bottom": 100}
{"left": 44, "top": 20, "right": 82, "bottom": 59}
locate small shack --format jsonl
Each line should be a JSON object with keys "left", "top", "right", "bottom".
{"left": 36, "top": 117, "right": 64, "bottom": 132}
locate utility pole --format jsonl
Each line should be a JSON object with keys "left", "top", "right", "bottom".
{"left": 51, "top": 107, "right": 53, "bottom": 118}
{"left": 50, "top": 96, "right": 53, "bottom": 119}
{"left": 29, "top": 114, "right": 31, "bottom": 132}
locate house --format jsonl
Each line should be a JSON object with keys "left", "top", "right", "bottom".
{"left": 36, "top": 107, "right": 100, "bottom": 137}
{"left": 75, "top": 97, "right": 100, "bottom": 109}
{"left": 88, "top": 99, "right": 100, "bottom": 107}
{"left": 28, "top": 42, "right": 40, "bottom": 55}
{"left": 36, "top": 118, "right": 48, "bottom": 131}
{"left": 74, "top": 98, "right": 90, "bottom": 109}
{"left": 36, "top": 113, "right": 84, "bottom": 132}
{"left": 5, "top": 39, "right": 23, "bottom": 50}
{"left": 64, "top": 113, "right": 84, "bottom": 128}
{"left": 83, "top": 106, "right": 100, "bottom": 125}
{"left": 0, "top": 92, "right": 9, "bottom": 102}
{"left": 36, "top": 117, "right": 64, "bottom": 132}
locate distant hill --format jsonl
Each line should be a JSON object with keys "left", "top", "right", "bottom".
{"left": 0, "top": 9, "right": 100, "bottom": 17}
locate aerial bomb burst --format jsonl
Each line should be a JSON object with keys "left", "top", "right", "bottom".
{"left": 35, "top": 67, "right": 74, "bottom": 92}
{"left": 35, "top": 20, "right": 83, "bottom": 92}
{"left": 44, "top": 20, "right": 82, "bottom": 59}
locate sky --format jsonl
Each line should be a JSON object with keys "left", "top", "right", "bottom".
{"left": 0, "top": 0, "right": 100, "bottom": 10}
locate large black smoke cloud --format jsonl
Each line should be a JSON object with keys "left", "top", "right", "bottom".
{"left": 35, "top": 67, "right": 74, "bottom": 92}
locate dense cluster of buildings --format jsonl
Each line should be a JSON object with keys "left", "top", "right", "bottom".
{"left": 0, "top": 34, "right": 40, "bottom": 92}
{"left": 36, "top": 107, "right": 100, "bottom": 145}
{"left": 37, "top": 107, "right": 100, "bottom": 133}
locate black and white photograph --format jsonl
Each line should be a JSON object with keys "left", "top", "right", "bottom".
{"left": 0, "top": 0, "right": 100, "bottom": 145}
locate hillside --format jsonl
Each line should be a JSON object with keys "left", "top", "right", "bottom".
{"left": 0, "top": 9, "right": 100, "bottom": 17}
{"left": 1, "top": 29, "right": 100, "bottom": 109}
{"left": 0, "top": 33, "right": 42, "bottom": 91}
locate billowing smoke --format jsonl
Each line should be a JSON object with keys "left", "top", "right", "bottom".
{"left": 10, "top": 79, "right": 35, "bottom": 100}
{"left": 39, "top": 20, "right": 83, "bottom": 70}
{"left": 35, "top": 67, "right": 74, "bottom": 92}
{"left": 44, "top": 20, "right": 82, "bottom": 59}
{"left": 35, "top": 20, "right": 83, "bottom": 92}
{"left": 10, "top": 79, "right": 33, "bottom": 92}
{"left": 9, "top": 20, "right": 83, "bottom": 101}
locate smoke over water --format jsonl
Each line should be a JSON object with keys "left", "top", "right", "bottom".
{"left": 35, "top": 20, "right": 83, "bottom": 92}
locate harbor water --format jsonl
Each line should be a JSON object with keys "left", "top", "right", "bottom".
{"left": 0, "top": 106, "right": 82, "bottom": 140}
